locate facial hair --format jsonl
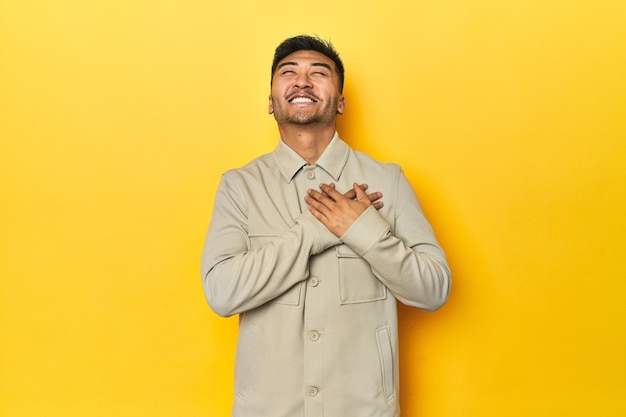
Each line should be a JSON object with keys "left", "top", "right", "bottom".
{"left": 271, "top": 96, "right": 340, "bottom": 126}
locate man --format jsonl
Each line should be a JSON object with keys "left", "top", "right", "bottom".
{"left": 201, "top": 35, "right": 451, "bottom": 417}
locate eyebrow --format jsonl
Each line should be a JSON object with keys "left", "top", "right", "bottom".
{"left": 277, "top": 61, "right": 332, "bottom": 71}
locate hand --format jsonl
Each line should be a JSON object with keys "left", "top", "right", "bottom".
{"left": 305, "top": 183, "right": 383, "bottom": 237}
{"left": 334, "top": 183, "right": 384, "bottom": 210}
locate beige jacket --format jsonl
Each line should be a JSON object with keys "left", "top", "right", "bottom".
{"left": 201, "top": 134, "right": 450, "bottom": 417}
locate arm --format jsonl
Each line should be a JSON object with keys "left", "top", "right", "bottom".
{"left": 305, "top": 171, "right": 451, "bottom": 311}
{"left": 201, "top": 173, "right": 384, "bottom": 317}
{"left": 201, "top": 172, "right": 338, "bottom": 317}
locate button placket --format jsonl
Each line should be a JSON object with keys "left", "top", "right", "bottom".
{"left": 301, "top": 198, "right": 325, "bottom": 414}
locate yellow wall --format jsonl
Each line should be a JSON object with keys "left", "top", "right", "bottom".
{"left": 1, "top": 1, "right": 625, "bottom": 416}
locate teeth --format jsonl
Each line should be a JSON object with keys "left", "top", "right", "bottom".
{"left": 291, "top": 97, "right": 314, "bottom": 103}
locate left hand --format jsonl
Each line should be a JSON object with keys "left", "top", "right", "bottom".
{"left": 305, "top": 183, "right": 379, "bottom": 237}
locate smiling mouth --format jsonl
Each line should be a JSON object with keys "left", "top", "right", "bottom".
{"left": 288, "top": 96, "right": 317, "bottom": 103}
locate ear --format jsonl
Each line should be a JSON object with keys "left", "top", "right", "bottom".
{"left": 268, "top": 95, "right": 274, "bottom": 114}
{"left": 336, "top": 95, "right": 346, "bottom": 115}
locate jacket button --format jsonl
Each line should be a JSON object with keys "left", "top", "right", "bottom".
{"left": 309, "top": 277, "right": 319, "bottom": 287}
{"left": 308, "top": 386, "right": 319, "bottom": 397}
{"left": 309, "top": 331, "right": 320, "bottom": 341}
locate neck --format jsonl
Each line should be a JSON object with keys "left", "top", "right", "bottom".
{"left": 278, "top": 123, "right": 336, "bottom": 165}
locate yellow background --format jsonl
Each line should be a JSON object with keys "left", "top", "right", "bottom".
{"left": 1, "top": 0, "right": 625, "bottom": 416}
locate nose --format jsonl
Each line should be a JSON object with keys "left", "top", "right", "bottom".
{"left": 294, "top": 72, "right": 312, "bottom": 89}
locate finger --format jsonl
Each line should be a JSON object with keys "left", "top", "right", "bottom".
{"left": 343, "top": 183, "right": 369, "bottom": 200}
{"left": 319, "top": 183, "right": 344, "bottom": 202}
{"left": 320, "top": 182, "right": 336, "bottom": 199}
{"left": 305, "top": 188, "right": 333, "bottom": 213}
{"left": 308, "top": 204, "right": 328, "bottom": 224}
{"left": 306, "top": 188, "right": 327, "bottom": 204}
{"left": 354, "top": 183, "right": 384, "bottom": 210}
{"left": 353, "top": 183, "right": 370, "bottom": 202}
{"left": 367, "top": 191, "right": 383, "bottom": 203}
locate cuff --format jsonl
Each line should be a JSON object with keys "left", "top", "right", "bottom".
{"left": 340, "top": 206, "right": 391, "bottom": 256}
{"left": 295, "top": 211, "right": 341, "bottom": 254}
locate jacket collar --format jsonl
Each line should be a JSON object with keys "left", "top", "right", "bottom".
{"left": 273, "top": 132, "right": 350, "bottom": 183}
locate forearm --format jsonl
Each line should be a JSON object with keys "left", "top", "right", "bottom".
{"left": 341, "top": 206, "right": 451, "bottom": 311}
{"left": 202, "top": 212, "right": 339, "bottom": 317}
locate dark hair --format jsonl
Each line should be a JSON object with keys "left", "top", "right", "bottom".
{"left": 271, "top": 35, "right": 345, "bottom": 93}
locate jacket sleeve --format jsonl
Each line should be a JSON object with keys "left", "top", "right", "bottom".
{"left": 339, "top": 167, "right": 451, "bottom": 311}
{"left": 201, "top": 171, "right": 340, "bottom": 317}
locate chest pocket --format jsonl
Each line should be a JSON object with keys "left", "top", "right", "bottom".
{"left": 336, "top": 245, "right": 387, "bottom": 304}
{"left": 249, "top": 234, "right": 302, "bottom": 306}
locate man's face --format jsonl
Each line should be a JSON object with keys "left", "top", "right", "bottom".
{"left": 269, "top": 50, "right": 345, "bottom": 126}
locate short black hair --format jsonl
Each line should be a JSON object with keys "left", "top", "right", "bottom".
{"left": 271, "top": 35, "right": 345, "bottom": 93}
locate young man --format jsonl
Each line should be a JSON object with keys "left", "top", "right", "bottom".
{"left": 201, "top": 35, "right": 451, "bottom": 417}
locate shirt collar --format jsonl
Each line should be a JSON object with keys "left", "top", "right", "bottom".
{"left": 272, "top": 132, "right": 350, "bottom": 183}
